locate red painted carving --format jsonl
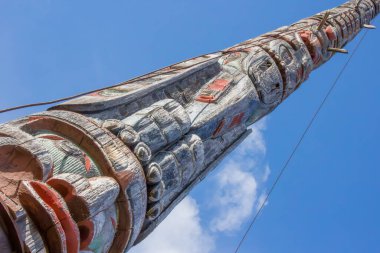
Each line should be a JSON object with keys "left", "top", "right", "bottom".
{"left": 325, "top": 26, "right": 337, "bottom": 41}
{"left": 212, "top": 119, "right": 225, "bottom": 137}
{"left": 208, "top": 79, "right": 230, "bottom": 91}
{"left": 229, "top": 112, "right": 245, "bottom": 128}
{"left": 84, "top": 154, "right": 92, "bottom": 173}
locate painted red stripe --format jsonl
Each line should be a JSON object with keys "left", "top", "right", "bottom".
{"left": 30, "top": 181, "right": 80, "bottom": 253}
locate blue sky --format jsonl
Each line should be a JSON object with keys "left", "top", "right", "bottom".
{"left": 1, "top": 1, "right": 380, "bottom": 253}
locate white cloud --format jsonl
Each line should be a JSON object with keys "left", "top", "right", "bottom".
{"left": 256, "top": 192, "right": 269, "bottom": 211}
{"left": 130, "top": 197, "right": 215, "bottom": 253}
{"left": 210, "top": 165, "right": 258, "bottom": 232}
{"left": 130, "top": 118, "right": 270, "bottom": 252}
{"left": 240, "top": 119, "right": 267, "bottom": 155}
{"left": 210, "top": 118, "right": 270, "bottom": 233}
{"left": 262, "top": 164, "right": 271, "bottom": 182}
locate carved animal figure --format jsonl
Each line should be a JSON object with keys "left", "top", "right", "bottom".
{"left": 0, "top": 0, "right": 378, "bottom": 252}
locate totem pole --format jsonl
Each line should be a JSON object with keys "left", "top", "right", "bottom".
{"left": 0, "top": 0, "right": 378, "bottom": 252}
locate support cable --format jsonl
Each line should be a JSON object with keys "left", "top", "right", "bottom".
{"left": 233, "top": 30, "right": 369, "bottom": 253}
{"left": 0, "top": 9, "right": 358, "bottom": 114}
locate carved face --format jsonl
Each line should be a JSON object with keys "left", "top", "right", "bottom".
{"left": 299, "top": 30, "right": 323, "bottom": 66}
{"left": 246, "top": 53, "right": 283, "bottom": 106}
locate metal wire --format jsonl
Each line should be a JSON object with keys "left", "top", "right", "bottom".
{"left": 0, "top": 7, "right": 358, "bottom": 114}
{"left": 233, "top": 29, "right": 369, "bottom": 253}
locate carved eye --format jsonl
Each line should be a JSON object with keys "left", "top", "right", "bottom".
{"left": 269, "top": 83, "right": 281, "bottom": 93}
{"left": 259, "top": 60, "right": 272, "bottom": 71}
{"left": 279, "top": 45, "right": 293, "bottom": 65}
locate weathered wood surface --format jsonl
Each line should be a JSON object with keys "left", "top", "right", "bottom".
{"left": 0, "top": 1, "right": 378, "bottom": 252}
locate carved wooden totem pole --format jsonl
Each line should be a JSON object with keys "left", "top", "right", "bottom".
{"left": 0, "top": 0, "right": 378, "bottom": 252}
